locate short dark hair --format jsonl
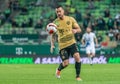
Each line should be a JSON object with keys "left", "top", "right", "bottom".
{"left": 55, "top": 5, "right": 62, "bottom": 9}
{"left": 87, "top": 26, "right": 92, "bottom": 29}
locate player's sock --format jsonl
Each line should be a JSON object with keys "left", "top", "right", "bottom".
{"left": 75, "top": 62, "right": 81, "bottom": 78}
{"left": 58, "top": 63, "right": 66, "bottom": 71}
{"left": 88, "top": 57, "right": 93, "bottom": 64}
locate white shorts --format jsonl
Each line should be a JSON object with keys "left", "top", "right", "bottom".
{"left": 86, "top": 46, "right": 95, "bottom": 54}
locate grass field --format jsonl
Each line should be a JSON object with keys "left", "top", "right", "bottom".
{"left": 0, "top": 64, "right": 120, "bottom": 84}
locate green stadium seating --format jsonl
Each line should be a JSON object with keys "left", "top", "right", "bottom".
{"left": 0, "top": 0, "right": 119, "bottom": 46}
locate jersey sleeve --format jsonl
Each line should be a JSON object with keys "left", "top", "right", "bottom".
{"left": 70, "top": 17, "right": 79, "bottom": 29}
{"left": 53, "top": 19, "right": 57, "bottom": 25}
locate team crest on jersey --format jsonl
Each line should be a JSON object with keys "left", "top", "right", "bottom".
{"left": 61, "top": 50, "right": 64, "bottom": 55}
{"left": 66, "top": 21, "right": 70, "bottom": 25}
{"left": 62, "top": 55, "right": 65, "bottom": 59}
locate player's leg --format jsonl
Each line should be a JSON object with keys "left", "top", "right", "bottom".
{"left": 91, "top": 47, "right": 95, "bottom": 57}
{"left": 70, "top": 44, "right": 82, "bottom": 81}
{"left": 86, "top": 47, "right": 91, "bottom": 57}
{"left": 73, "top": 52, "right": 82, "bottom": 81}
{"left": 58, "top": 59, "right": 69, "bottom": 71}
{"left": 56, "top": 49, "right": 69, "bottom": 78}
{"left": 88, "top": 54, "right": 93, "bottom": 65}
{"left": 89, "top": 47, "right": 95, "bottom": 65}
{"left": 86, "top": 47, "right": 93, "bottom": 65}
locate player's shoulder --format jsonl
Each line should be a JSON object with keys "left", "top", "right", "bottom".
{"left": 90, "top": 32, "right": 96, "bottom": 37}
{"left": 53, "top": 18, "right": 59, "bottom": 25}
{"left": 53, "top": 18, "right": 59, "bottom": 22}
{"left": 68, "top": 16, "right": 74, "bottom": 18}
{"left": 83, "top": 33, "right": 87, "bottom": 36}
{"left": 90, "top": 32, "right": 95, "bottom": 34}
{"left": 65, "top": 16, "right": 75, "bottom": 20}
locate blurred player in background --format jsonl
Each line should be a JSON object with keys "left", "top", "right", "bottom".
{"left": 50, "top": 5, "right": 82, "bottom": 81}
{"left": 81, "top": 27, "right": 98, "bottom": 65}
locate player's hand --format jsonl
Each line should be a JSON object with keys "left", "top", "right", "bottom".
{"left": 50, "top": 45, "right": 55, "bottom": 53}
{"left": 72, "top": 29, "right": 77, "bottom": 34}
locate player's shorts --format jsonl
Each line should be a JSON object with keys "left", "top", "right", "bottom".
{"left": 59, "top": 43, "right": 79, "bottom": 61}
{"left": 86, "top": 46, "right": 95, "bottom": 55}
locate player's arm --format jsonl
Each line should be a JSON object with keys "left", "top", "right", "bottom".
{"left": 94, "top": 35, "right": 98, "bottom": 46}
{"left": 81, "top": 39, "right": 85, "bottom": 45}
{"left": 81, "top": 35, "right": 85, "bottom": 45}
{"left": 50, "top": 20, "right": 58, "bottom": 53}
{"left": 71, "top": 17, "right": 82, "bottom": 34}
{"left": 50, "top": 33, "right": 56, "bottom": 53}
{"left": 95, "top": 38, "right": 98, "bottom": 46}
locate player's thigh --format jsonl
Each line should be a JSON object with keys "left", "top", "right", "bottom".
{"left": 59, "top": 48, "right": 69, "bottom": 62}
{"left": 70, "top": 44, "right": 80, "bottom": 62}
{"left": 91, "top": 47, "right": 95, "bottom": 56}
{"left": 86, "top": 47, "right": 91, "bottom": 55}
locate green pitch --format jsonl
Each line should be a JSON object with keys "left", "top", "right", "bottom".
{"left": 0, "top": 64, "right": 120, "bottom": 84}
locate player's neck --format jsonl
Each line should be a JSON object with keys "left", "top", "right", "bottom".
{"left": 87, "top": 32, "right": 91, "bottom": 34}
{"left": 59, "top": 15, "right": 65, "bottom": 20}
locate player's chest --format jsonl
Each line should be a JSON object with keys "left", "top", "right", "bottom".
{"left": 85, "top": 34, "right": 93, "bottom": 40}
{"left": 57, "top": 20, "right": 73, "bottom": 35}
{"left": 57, "top": 20, "right": 72, "bottom": 29}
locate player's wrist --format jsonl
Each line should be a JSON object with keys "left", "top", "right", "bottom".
{"left": 51, "top": 44, "right": 55, "bottom": 48}
{"left": 72, "top": 29, "right": 77, "bottom": 34}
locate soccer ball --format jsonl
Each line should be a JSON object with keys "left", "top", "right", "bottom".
{"left": 46, "top": 23, "right": 57, "bottom": 34}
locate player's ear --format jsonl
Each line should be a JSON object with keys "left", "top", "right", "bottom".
{"left": 61, "top": 7, "right": 64, "bottom": 13}
{"left": 62, "top": 9, "right": 64, "bottom": 14}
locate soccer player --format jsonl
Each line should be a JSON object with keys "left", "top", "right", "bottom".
{"left": 50, "top": 5, "right": 82, "bottom": 81}
{"left": 81, "top": 27, "right": 98, "bottom": 65}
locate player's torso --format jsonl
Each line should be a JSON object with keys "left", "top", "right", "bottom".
{"left": 54, "top": 16, "right": 76, "bottom": 50}
{"left": 84, "top": 32, "right": 95, "bottom": 47}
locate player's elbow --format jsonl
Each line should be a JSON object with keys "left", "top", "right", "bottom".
{"left": 79, "top": 28, "right": 82, "bottom": 33}
{"left": 78, "top": 28, "right": 82, "bottom": 33}
{"left": 76, "top": 26, "right": 82, "bottom": 33}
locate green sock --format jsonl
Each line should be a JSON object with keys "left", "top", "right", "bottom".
{"left": 75, "top": 62, "right": 81, "bottom": 77}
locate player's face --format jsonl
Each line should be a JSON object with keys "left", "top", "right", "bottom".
{"left": 86, "top": 28, "right": 91, "bottom": 33}
{"left": 56, "top": 7, "right": 64, "bottom": 19}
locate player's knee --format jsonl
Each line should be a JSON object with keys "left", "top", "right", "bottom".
{"left": 92, "top": 53, "right": 95, "bottom": 56}
{"left": 87, "top": 53, "right": 91, "bottom": 56}
{"left": 73, "top": 52, "right": 80, "bottom": 62}
{"left": 64, "top": 62, "right": 69, "bottom": 67}
{"left": 63, "top": 60, "right": 69, "bottom": 67}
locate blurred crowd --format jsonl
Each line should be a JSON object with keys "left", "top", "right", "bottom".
{"left": 0, "top": 0, "right": 120, "bottom": 43}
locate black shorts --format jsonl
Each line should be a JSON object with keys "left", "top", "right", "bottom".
{"left": 59, "top": 43, "right": 79, "bottom": 61}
